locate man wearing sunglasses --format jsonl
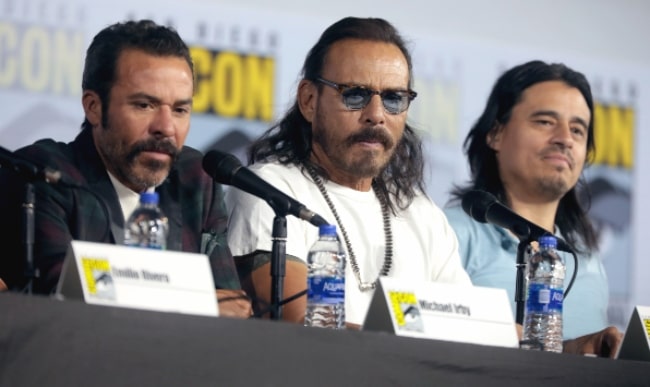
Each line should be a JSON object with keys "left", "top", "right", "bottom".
{"left": 225, "top": 17, "right": 471, "bottom": 327}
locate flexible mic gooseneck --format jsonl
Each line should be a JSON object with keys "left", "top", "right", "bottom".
{"left": 461, "top": 189, "right": 578, "bottom": 303}
{"left": 461, "top": 190, "right": 573, "bottom": 253}
{"left": 0, "top": 145, "right": 63, "bottom": 184}
{"left": 202, "top": 150, "right": 328, "bottom": 227}
{"left": 202, "top": 150, "right": 328, "bottom": 320}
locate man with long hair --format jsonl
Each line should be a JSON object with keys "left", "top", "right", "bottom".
{"left": 226, "top": 17, "right": 470, "bottom": 327}
{"left": 446, "top": 60, "right": 621, "bottom": 354}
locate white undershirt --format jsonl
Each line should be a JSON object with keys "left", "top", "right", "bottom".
{"left": 106, "top": 171, "right": 154, "bottom": 221}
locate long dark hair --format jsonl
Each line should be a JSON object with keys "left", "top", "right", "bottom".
{"left": 248, "top": 17, "right": 424, "bottom": 214}
{"left": 451, "top": 60, "right": 598, "bottom": 253}
{"left": 81, "top": 19, "right": 193, "bottom": 131}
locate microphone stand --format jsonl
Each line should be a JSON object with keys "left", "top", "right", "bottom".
{"left": 270, "top": 215, "right": 287, "bottom": 320}
{"left": 0, "top": 147, "right": 41, "bottom": 294}
{"left": 515, "top": 239, "right": 532, "bottom": 325}
{"left": 22, "top": 182, "right": 38, "bottom": 294}
{"left": 495, "top": 220, "right": 533, "bottom": 326}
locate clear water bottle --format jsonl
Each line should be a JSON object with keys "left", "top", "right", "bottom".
{"left": 521, "top": 235, "right": 565, "bottom": 352}
{"left": 124, "top": 192, "right": 168, "bottom": 249}
{"left": 304, "top": 224, "right": 346, "bottom": 329}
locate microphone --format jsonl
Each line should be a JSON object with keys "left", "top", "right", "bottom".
{"left": 202, "top": 150, "right": 329, "bottom": 227}
{"left": 0, "top": 145, "right": 63, "bottom": 184}
{"left": 461, "top": 190, "right": 572, "bottom": 252}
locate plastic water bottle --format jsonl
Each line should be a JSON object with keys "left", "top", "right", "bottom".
{"left": 124, "top": 192, "right": 168, "bottom": 249}
{"left": 304, "top": 224, "right": 346, "bottom": 329}
{"left": 521, "top": 235, "right": 565, "bottom": 352}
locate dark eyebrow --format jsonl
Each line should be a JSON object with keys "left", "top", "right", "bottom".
{"left": 361, "top": 83, "right": 411, "bottom": 93}
{"left": 127, "top": 92, "right": 193, "bottom": 106}
{"left": 127, "top": 92, "right": 160, "bottom": 103}
{"left": 571, "top": 116, "right": 589, "bottom": 130}
{"left": 531, "top": 110, "right": 589, "bottom": 130}
{"left": 342, "top": 81, "right": 409, "bottom": 93}
{"left": 175, "top": 98, "right": 194, "bottom": 106}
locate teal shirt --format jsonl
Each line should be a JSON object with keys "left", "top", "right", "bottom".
{"left": 444, "top": 205, "right": 609, "bottom": 339}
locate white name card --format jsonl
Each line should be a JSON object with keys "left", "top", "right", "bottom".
{"left": 363, "top": 277, "right": 518, "bottom": 348}
{"left": 616, "top": 305, "right": 650, "bottom": 361}
{"left": 56, "top": 240, "right": 219, "bottom": 317}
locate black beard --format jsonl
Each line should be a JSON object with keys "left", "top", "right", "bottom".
{"left": 535, "top": 176, "right": 571, "bottom": 200}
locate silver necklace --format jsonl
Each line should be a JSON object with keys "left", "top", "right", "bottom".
{"left": 306, "top": 166, "right": 393, "bottom": 291}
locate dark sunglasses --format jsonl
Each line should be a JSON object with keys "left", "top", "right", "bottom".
{"left": 315, "top": 77, "right": 417, "bottom": 115}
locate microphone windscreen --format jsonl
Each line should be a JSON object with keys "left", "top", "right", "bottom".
{"left": 202, "top": 150, "right": 242, "bottom": 185}
{"left": 461, "top": 190, "right": 498, "bottom": 223}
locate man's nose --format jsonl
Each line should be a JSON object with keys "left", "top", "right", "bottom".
{"left": 361, "top": 94, "right": 386, "bottom": 125}
{"left": 150, "top": 106, "right": 175, "bottom": 137}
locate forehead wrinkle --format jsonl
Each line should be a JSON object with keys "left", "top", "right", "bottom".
{"left": 321, "top": 39, "right": 409, "bottom": 90}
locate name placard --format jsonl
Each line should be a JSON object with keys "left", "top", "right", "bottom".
{"left": 56, "top": 241, "right": 219, "bottom": 317}
{"left": 363, "top": 277, "right": 518, "bottom": 348}
{"left": 616, "top": 305, "right": 650, "bottom": 361}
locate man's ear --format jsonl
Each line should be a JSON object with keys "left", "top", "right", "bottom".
{"left": 82, "top": 90, "right": 102, "bottom": 127}
{"left": 297, "top": 79, "right": 317, "bottom": 123}
{"left": 486, "top": 122, "right": 503, "bottom": 151}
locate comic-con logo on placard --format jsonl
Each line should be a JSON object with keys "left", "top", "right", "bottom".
{"left": 389, "top": 291, "right": 424, "bottom": 333}
{"left": 81, "top": 257, "right": 115, "bottom": 300}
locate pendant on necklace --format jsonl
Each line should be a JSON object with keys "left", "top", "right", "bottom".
{"left": 359, "top": 282, "right": 376, "bottom": 292}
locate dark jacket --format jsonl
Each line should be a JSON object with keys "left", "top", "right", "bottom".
{"left": 0, "top": 129, "right": 240, "bottom": 293}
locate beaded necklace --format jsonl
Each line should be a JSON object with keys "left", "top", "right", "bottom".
{"left": 306, "top": 166, "right": 393, "bottom": 291}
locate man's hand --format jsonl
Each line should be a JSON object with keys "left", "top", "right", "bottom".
{"left": 0, "top": 278, "right": 7, "bottom": 291}
{"left": 563, "top": 326, "right": 623, "bottom": 358}
{"left": 515, "top": 323, "right": 523, "bottom": 340}
{"left": 346, "top": 322, "right": 361, "bottom": 330}
{"left": 216, "top": 289, "right": 253, "bottom": 319}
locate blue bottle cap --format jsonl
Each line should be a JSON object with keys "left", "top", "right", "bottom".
{"left": 139, "top": 192, "right": 159, "bottom": 204}
{"left": 318, "top": 224, "right": 337, "bottom": 236}
{"left": 538, "top": 235, "right": 557, "bottom": 248}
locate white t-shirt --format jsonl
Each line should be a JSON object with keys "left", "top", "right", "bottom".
{"left": 226, "top": 162, "right": 471, "bottom": 325}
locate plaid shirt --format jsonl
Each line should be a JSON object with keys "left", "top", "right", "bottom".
{"left": 0, "top": 129, "right": 240, "bottom": 293}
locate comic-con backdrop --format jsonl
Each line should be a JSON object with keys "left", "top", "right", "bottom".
{"left": 1, "top": 0, "right": 646, "bottom": 330}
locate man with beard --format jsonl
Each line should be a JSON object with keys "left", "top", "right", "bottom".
{"left": 444, "top": 60, "right": 621, "bottom": 355}
{"left": 225, "top": 17, "right": 471, "bottom": 327}
{"left": 0, "top": 20, "right": 251, "bottom": 318}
